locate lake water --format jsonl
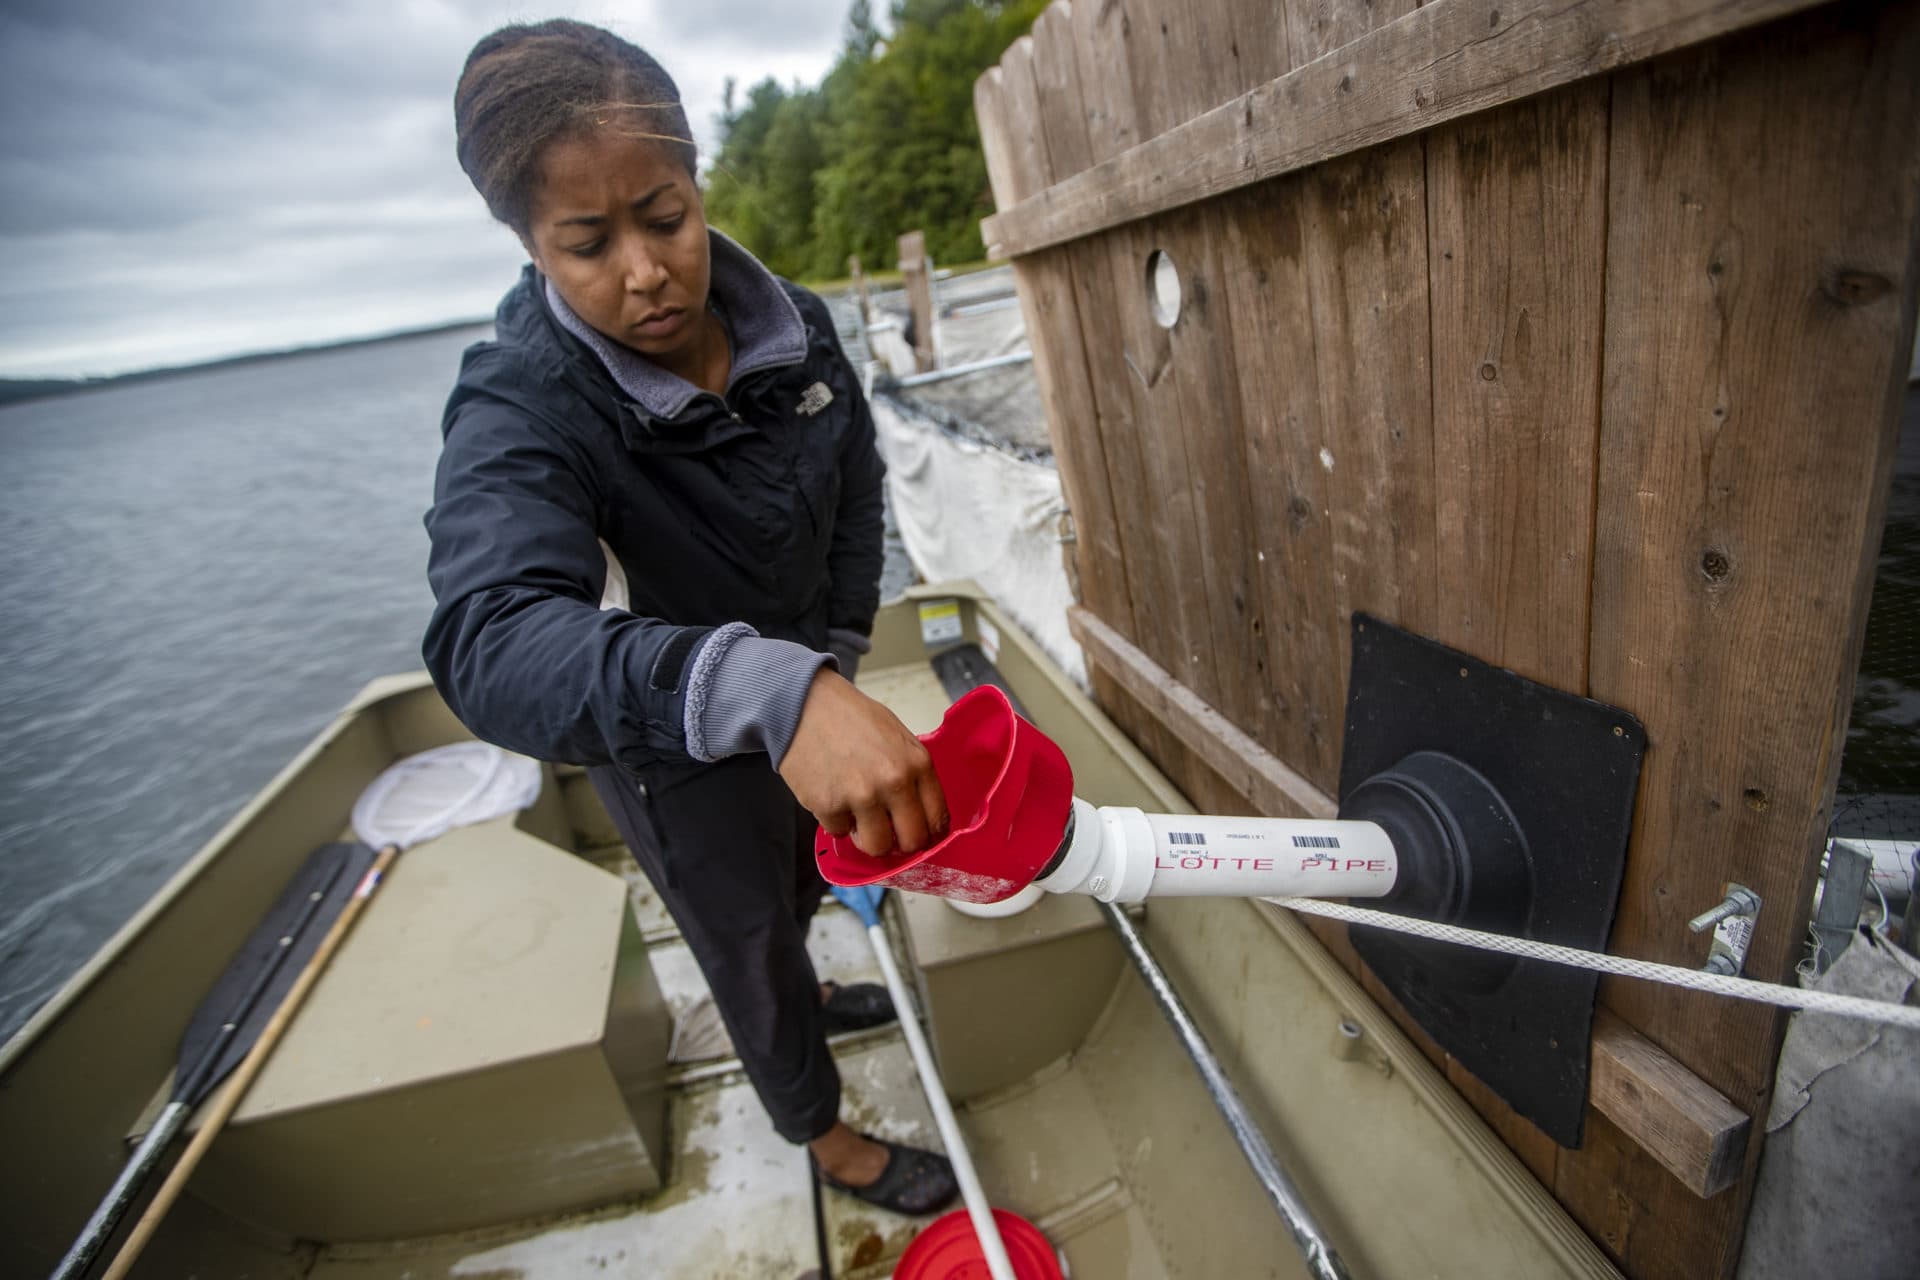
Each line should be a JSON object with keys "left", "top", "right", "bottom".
{"left": 0, "top": 316, "right": 914, "bottom": 1044}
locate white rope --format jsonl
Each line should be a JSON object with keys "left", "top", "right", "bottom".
{"left": 1268, "top": 898, "right": 1920, "bottom": 1032}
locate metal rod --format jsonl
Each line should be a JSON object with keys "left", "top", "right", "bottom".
{"left": 947, "top": 294, "right": 1022, "bottom": 317}
{"left": 1097, "top": 901, "right": 1353, "bottom": 1280}
{"left": 51, "top": 1102, "right": 188, "bottom": 1280}
{"left": 866, "top": 922, "right": 1017, "bottom": 1280}
{"left": 891, "top": 350, "right": 1033, "bottom": 388}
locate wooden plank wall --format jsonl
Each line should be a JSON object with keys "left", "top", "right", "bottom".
{"left": 975, "top": 1, "right": 1920, "bottom": 1276}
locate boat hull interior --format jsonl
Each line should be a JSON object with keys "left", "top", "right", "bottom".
{"left": 3, "top": 584, "right": 1618, "bottom": 1278}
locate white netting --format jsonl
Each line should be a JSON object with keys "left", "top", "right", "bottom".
{"left": 351, "top": 741, "right": 541, "bottom": 850}
{"left": 1268, "top": 897, "right": 1920, "bottom": 1031}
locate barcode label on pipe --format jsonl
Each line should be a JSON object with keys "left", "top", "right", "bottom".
{"left": 1167, "top": 832, "right": 1208, "bottom": 846}
{"left": 1292, "top": 836, "right": 1341, "bottom": 849}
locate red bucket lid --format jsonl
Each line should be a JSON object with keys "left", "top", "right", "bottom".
{"left": 815, "top": 685, "right": 1074, "bottom": 904}
{"left": 894, "top": 1207, "right": 1064, "bottom": 1280}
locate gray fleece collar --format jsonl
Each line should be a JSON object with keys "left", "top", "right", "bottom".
{"left": 544, "top": 228, "right": 809, "bottom": 420}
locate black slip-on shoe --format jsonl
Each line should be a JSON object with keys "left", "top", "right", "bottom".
{"left": 816, "top": 1137, "right": 960, "bottom": 1217}
{"left": 820, "top": 980, "right": 897, "bottom": 1034}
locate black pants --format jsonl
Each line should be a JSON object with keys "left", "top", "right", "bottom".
{"left": 588, "top": 755, "right": 840, "bottom": 1143}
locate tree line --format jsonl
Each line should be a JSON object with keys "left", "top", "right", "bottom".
{"left": 702, "top": 0, "right": 1047, "bottom": 282}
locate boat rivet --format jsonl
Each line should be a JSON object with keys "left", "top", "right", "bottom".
{"left": 1612, "top": 725, "right": 1625, "bottom": 737}
{"left": 279, "top": 936, "right": 292, "bottom": 947}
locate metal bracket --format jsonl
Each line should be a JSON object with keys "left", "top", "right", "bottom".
{"left": 1811, "top": 845, "right": 1872, "bottom": 976}
{"left": 1691, "top": 883, "right": 1763, "bottom": 977}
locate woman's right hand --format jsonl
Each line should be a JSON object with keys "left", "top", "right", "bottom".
{"left": 778, "top": 668, "right": 949, "bottom": 857}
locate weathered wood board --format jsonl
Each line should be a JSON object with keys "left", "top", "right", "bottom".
{"left": 976, "top": 0, "right": 1920, "bottom": 1275}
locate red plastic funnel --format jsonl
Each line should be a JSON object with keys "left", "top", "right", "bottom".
{"left": 815, "top": 685, "right": 1074, "bottom": 904}
{"left": 894, "top": 1207, "right": 1064, "bottom": 1280}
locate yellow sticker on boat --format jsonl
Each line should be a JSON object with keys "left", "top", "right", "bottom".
{"left": 918, "top": 599, "right": 963, "bottom": 647}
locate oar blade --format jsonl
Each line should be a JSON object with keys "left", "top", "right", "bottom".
{"left": 176, "top": 841, "right": 374, "bottom": 1104}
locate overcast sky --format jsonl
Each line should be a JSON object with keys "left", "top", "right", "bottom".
{"left": 0, "top": 0, "right": 854, "bottom": 379}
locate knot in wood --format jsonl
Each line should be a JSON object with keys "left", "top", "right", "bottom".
{"left": 1699, "top": 547, "right": 1733, "bottom": 583}
{"left": 1821, "top": 267, "right": 1893, "bottom": 306}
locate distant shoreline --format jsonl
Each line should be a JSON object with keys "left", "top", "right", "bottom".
{"left": 0, "top": 317, "right": 494, "bottom": 408}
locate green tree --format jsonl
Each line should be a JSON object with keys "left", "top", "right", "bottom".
{"left": 704, "top": 0, "right": 1045, "bottom": 279}
{"left": 703, "top": 78, "right": 799, "bottom": 268}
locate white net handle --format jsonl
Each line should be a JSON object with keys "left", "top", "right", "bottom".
{"left": 351, "top": 741, "right": 542, "bottom": 850}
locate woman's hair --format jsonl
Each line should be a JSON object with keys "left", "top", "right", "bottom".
{"left": 454, "top": 20, "right": 697, "bottom": 234}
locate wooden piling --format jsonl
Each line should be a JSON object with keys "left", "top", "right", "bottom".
{"left": 896, "top": 230, "right": 937, "bottom": 373}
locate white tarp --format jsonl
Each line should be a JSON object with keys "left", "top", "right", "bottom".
{"left": 1735, "top": 932, "right": 1920, "bottom": 1279}
{"left": 871, "top": 394, "right": 1085, "bottom": 688}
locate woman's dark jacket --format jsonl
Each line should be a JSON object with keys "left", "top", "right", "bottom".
{"left": 422, "top": 246, "right": 885, "bottom": 770}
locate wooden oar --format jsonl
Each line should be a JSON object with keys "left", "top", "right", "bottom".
{"left": 96, "top": 843, "right": 399, "bottom": 1280}
{"left": 50, "top": 841, "right": 375, "bottom": 1280}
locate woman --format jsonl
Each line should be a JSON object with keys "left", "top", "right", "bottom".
{"left": 424, "top": 19, "right": 957, "bottom": 1216}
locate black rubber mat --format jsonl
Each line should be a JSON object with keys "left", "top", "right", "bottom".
{"left": 930, "top": 642, "right": 1029, "bottom": 718}
{"left": 1339, "top": 615, "right": 1646, "bottom": 1148}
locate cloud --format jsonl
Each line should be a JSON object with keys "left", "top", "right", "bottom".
{"left": 0, "top": 0, "right": 851, "bottom": 377}
{"left": 648, "top": 0, "right": 857, "bottom": 55}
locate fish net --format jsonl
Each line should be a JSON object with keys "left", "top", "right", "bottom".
{"left": 350, "top": 741, "right": 542, "bottom": 851}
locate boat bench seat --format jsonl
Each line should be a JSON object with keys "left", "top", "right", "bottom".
{"left": 176, "top": 815, "right": 672, "bottom": 1243}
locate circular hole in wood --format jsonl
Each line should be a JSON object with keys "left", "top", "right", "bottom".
{"left": 1146, "top": 249, "right": 1182, "bottom": 328}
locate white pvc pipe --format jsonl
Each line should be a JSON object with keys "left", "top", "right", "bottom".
{"left": 865, "top": 922, "right": 1017, "bottom": 1280}
{"left": 1037, "top": 799, "right": 1398, "bottom": 903}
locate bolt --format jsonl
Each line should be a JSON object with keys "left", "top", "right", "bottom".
{"left": 1702, "top": 953, "right": 1739, "bottom": 976}
{"left": 1689, "top": 885, "right": 1762, "bottom": 933}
